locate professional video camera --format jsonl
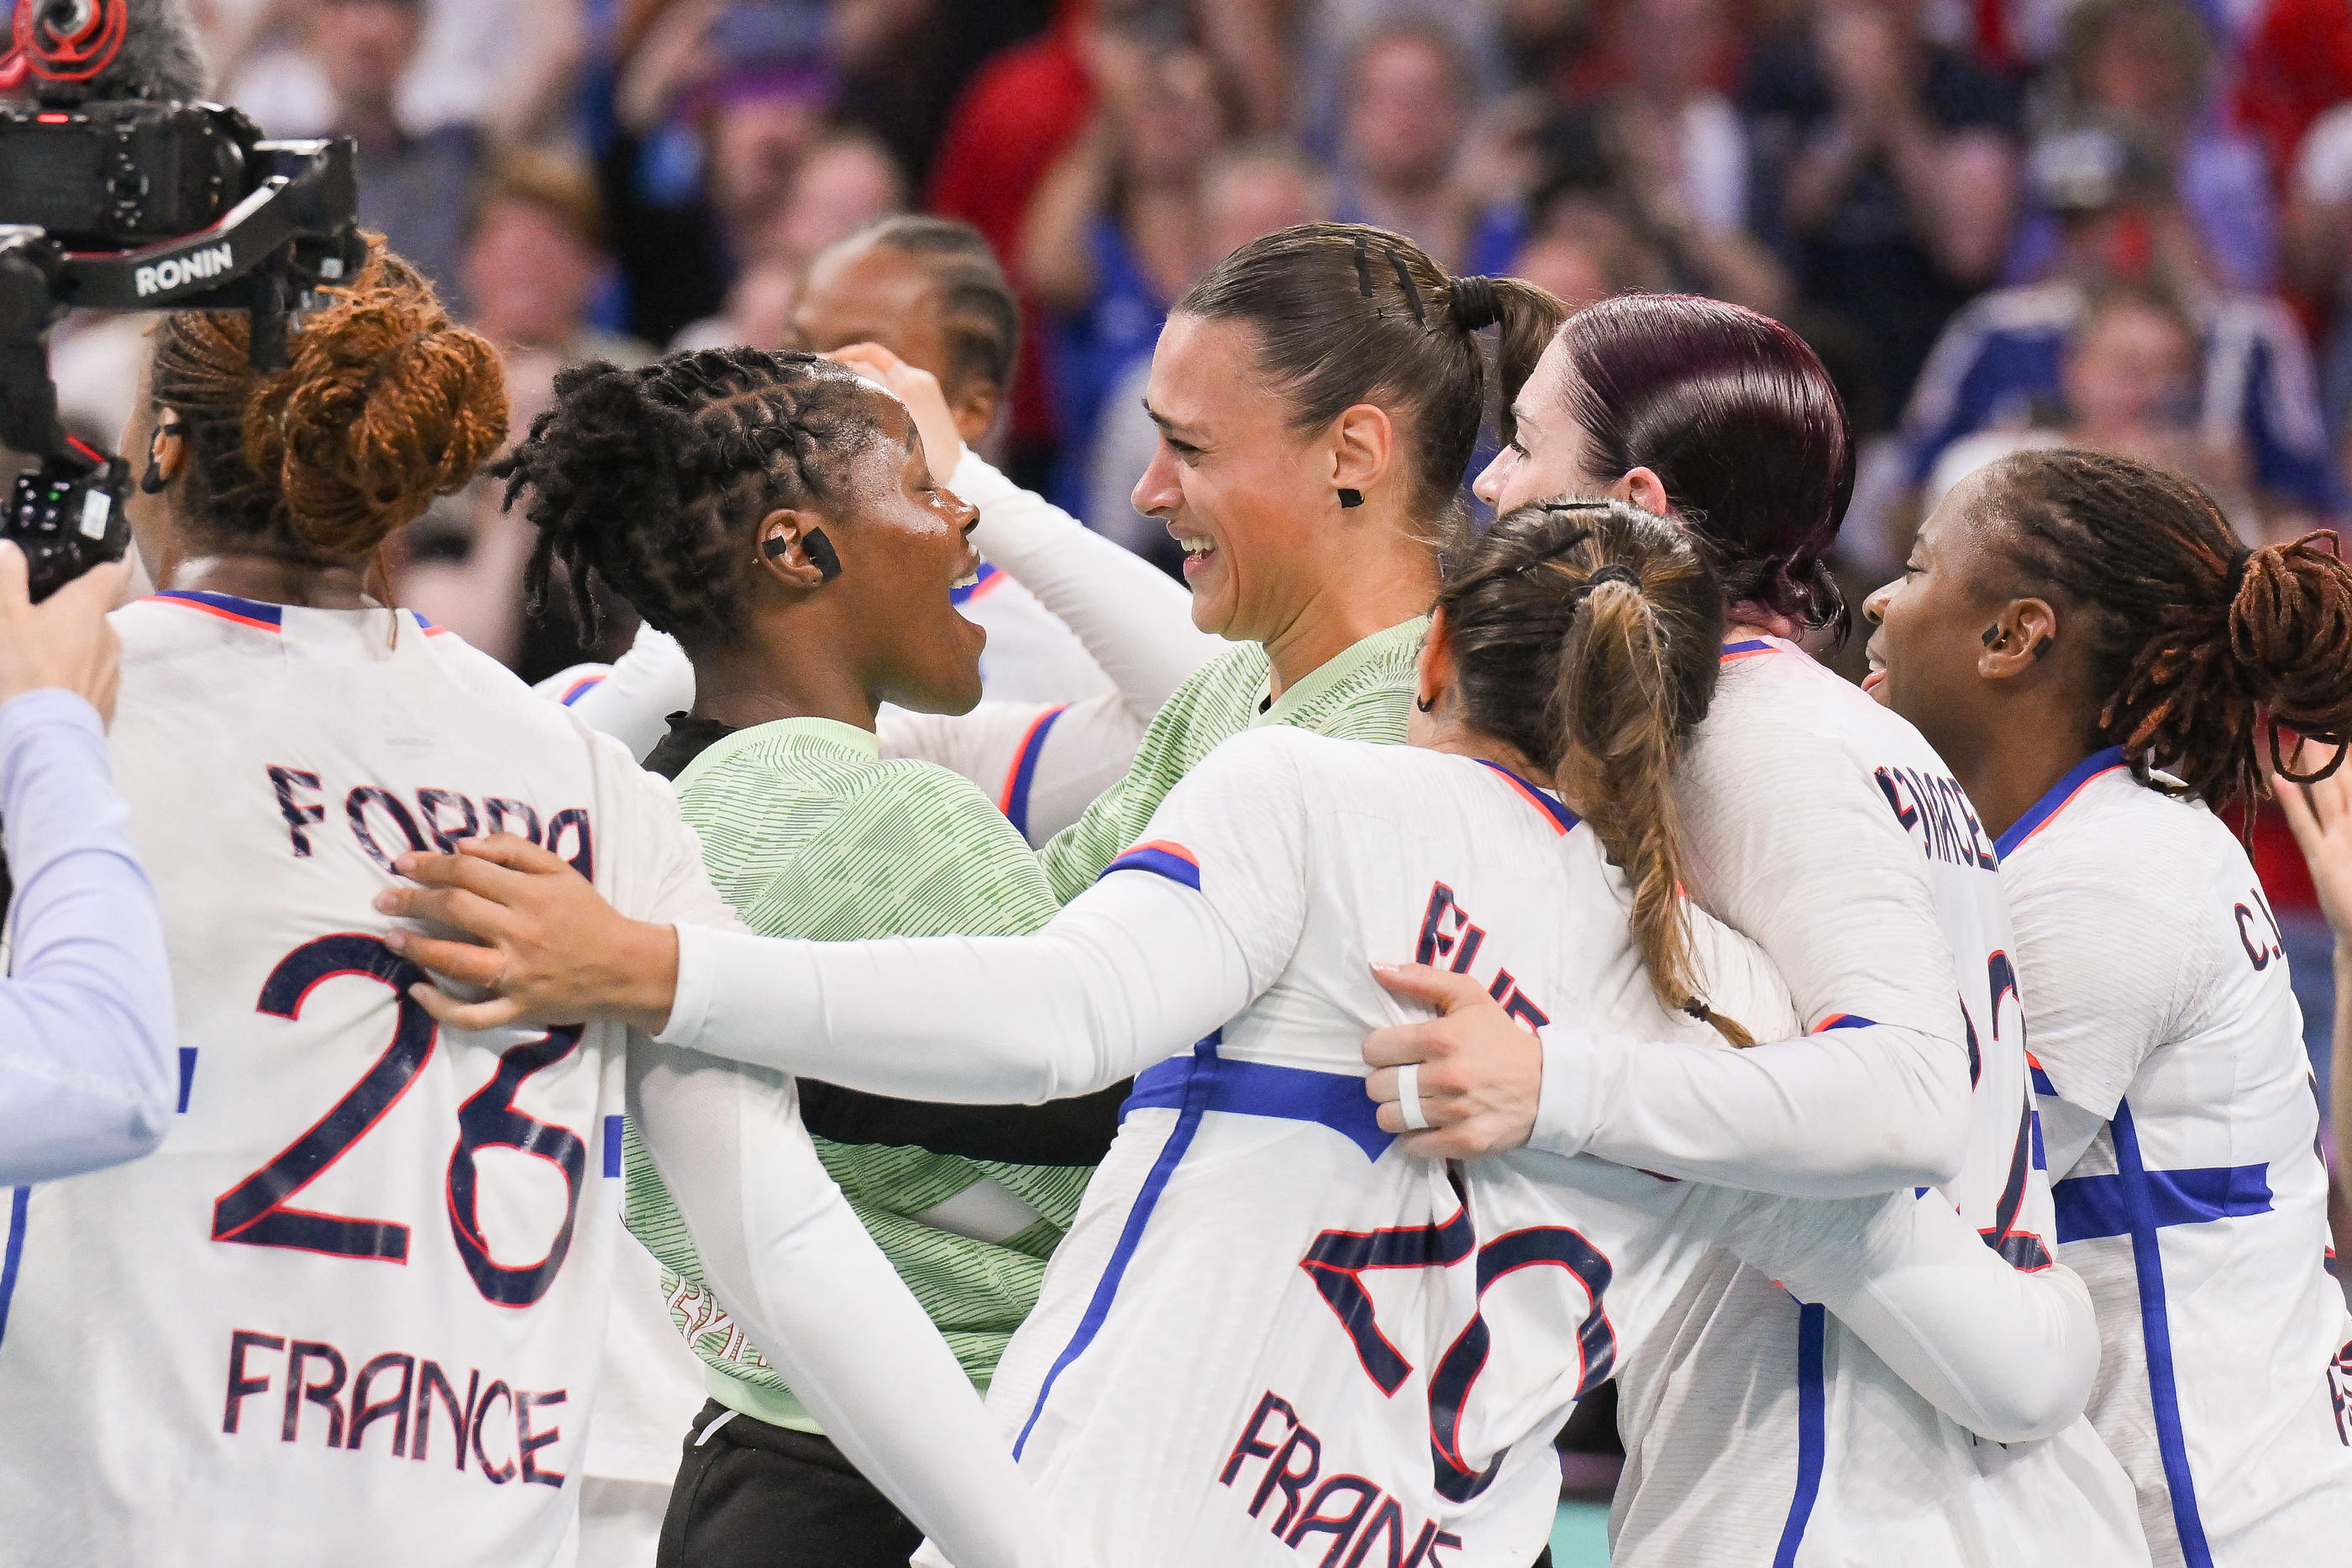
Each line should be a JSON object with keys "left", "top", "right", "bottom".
{"left": 0, "top": 0, "right": 365, "bottom": 600}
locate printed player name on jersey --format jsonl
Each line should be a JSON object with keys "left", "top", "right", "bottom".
{"left": 223, "top": 1326, "right": 569, "bottom": 1490}
{"left": 265, "top": 766, "right": 595, "bottom": 876}
{"left": 1220, "top": 1391, "right": 1464, "bottom": 1568}
{"left": 1415, "top": 882, "right": 1551, "bottom": 1032}
{"left": 1874, "top": 765, "right": 1998, "bottom": 872}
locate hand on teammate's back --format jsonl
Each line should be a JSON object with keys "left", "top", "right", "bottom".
{"left": 0, "top": 542, "right": 130, "bottom": 724}
{"left": 375, "top": 835, "right": 681, "bottom": 1036}
{"left": 1361, "top": 964, "right": 1546, "bottom": 1156}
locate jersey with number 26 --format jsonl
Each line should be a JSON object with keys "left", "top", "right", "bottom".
{"left": 0, "top": 592, "right": 726, "bottom": 1568}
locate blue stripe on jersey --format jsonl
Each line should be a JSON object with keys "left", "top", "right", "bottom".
{"left": 1720, "top": 638, "right": 1774, "bottom": 657}
{"left": 2111, "top": 1097, "right": 2217, "bottom": 1567}
{"left": 602, "top": 1115, "right": 624, "bottom": 1179}
{"left": 2053, "top": 1162, "right": 2272, "bottom": 1242}
{"left": 559, "top": 675, "right": 605, "bottom": 706}
{"left": 1013, "top": 1032, "right": 1221, "bottom": 1459}
{"left": 2029, "top": 1062, "right": 2058, "bottom": 1097}
{"left": 1772, "top": 1301, "right": 1829, "bottom": 1568}
{"left": 1100, "top": 842, "right": 1201, "bottom": 890}
{"left": 1993, "top": 746, "right": 2128, "bottom": 859}
{"left": 176, "top": 1047, "right": 197, "bottom": 1114}
{"left": 1002, "top": 705, "right": 1068, "bottom": 840}
{"left": 1120, "top": 1052, "right": 1392, "bottom": 1162}
{"left": 1473, "top": 758, "right": 1580, "bottom": 834}
{"left": 153, "top": 589, "right": 286, "bottom": 628}
{"left": 0, "top": 1187, "right": 28, "bottom": 1349}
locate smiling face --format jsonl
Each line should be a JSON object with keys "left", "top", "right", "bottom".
{"left": 1861, "top": 466, "right": 2011, "bottom": 753}
{"left": 822, "top": 395, "right": 987, "bottom": 713}
{"left": 1131, "top": 314, "right": 1352, "bottom": 643}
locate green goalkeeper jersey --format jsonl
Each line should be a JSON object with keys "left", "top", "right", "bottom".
{"left": 624, "top": 717, "right": 1083, "bottom": 1431}
{"left": 1037, "top": 616, "right": 1427, "bottom": 902}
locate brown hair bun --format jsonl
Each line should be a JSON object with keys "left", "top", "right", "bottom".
{"left": 153, "top": 235, "right": 508, "bottom": 560}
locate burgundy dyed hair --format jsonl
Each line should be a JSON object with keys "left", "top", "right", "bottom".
{"left": 1555, "top": 294, "right": 1856, "bottom": 642}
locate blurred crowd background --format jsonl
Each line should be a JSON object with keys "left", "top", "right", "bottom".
{"left": 43, "top": 0, "right": 2352, "bottom": 1050}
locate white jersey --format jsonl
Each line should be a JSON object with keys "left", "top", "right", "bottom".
{"left": 0, "top": 592, "right": 722, "bottom": 1567}
{"left": 0, "top": 592, "right": 1055, "bottom": 1568}
{"left": 651, "top": 726, "right": 2109, "bottom": 1568}
{"left": 2003, "top": 752, "right": 2352, "bottom": 1567}
{"left": 1599, "top": 638, "right": 2145, "bottom": 1567}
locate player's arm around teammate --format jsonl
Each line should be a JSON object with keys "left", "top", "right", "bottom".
{"left": 1359, "top": 297, "right": 1982, "bottom": 1197}
{"left": 496, "top": 345, "right": 1112, "bottom": 1568}
{"left": 0, "top": 543, "right": 175, "bottom": 1184}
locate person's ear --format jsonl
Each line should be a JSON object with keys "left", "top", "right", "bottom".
{"left": 1977, "top": 598, "right": 2059, "bottom": 681}
{"left": 1414, "top": 606, "right": 1454, "bottom": 714}
{"left": 948, "top": 378, "right": 1000, "bottom": 449}
{"left": 1611, "top": 465, "right": 1670, "bottom": 517}
{"left": 1330, "top": 403, "right": 1394, "bottom": 511}
{"left": 753, "top": 508, "right": 841, "bottom": 590}
{"left": 144, "top": 408, "right": 187, "bottom": 493}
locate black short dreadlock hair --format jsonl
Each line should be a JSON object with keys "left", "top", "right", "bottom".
{"left": 494, "top": 346, "right": 886, "bottom": 645}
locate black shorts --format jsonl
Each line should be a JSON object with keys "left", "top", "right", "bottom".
{"left": 658, "top": 1399, "right": 921, "bottom": 1568}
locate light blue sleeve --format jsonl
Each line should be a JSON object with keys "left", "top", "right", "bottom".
{"left": 0, "top": 690, "right": 177, "bottom": 1185}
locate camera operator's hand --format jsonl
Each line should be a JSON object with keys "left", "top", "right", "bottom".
{"left": 0, "top": 543, "right": 129, "bottom": 726}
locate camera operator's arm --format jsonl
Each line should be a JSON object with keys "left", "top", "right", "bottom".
{"left": 0, "top": 546, "right": 177, "bottom": 1185}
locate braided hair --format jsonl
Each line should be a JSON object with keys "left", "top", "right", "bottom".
{"left": 494, "top": 347, "right": 886, "bottom": 644}
{"left": 1439, "top": 499, "right": 1753, "bottom": 1046}
{"left": 1177, "top": 223, "right": 1566, "bottom": 524}
{"left": 1972, "top": 448, "right": 2352, "bottom": 810}
{"left": 150, "top": 237, "right": 507, "bottom": 562}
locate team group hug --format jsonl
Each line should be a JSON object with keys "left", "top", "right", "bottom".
{"left": 4, "top": 212, "right": 2351, "bottom": 1568}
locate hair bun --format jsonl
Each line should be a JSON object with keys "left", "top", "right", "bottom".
{"left": 243, "top": 242, "right": 508, "bottom": 559}
{"left": 1449, "top": 275, "right": 1501, "bottom": 333}
{"left": 2227, "top": 532, "right": 2352, "bottom": 735}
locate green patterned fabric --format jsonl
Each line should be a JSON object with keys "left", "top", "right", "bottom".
{"left": 1037, "top": 617, "right": 1428, "bottom": 902}
{"left": 624, "top": 717, "right": 1081, "bottom": 1431}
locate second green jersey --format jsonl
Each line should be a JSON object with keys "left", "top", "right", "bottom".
{"left": 624, "top": 718, "right": 1084, "bottom": 1431}
{"left": 1037, "top": 616, "right": 1426, "bottom": 902}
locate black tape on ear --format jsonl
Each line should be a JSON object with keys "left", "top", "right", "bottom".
{"left": 2032, "top": 635, "right": 2053, "bottom": 658}
{"left": 805, "top": 527, "right": 843, "bottom": 581}
{"left": 1981, "top": 625, "right": 2000, "bottom": 647}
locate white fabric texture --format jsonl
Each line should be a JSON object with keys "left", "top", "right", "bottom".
{"left": 2008, "top": 768, "right": 2352, "bottom": 1567}
{"left": 1532, "top": 642, "right": 1977, "bottom": 1196}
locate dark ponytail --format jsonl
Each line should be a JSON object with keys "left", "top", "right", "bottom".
{"left": 1439, "top": 499, "right": 1754, "bottom": 1045}
{"left": 1177, "top": 223, "right": 1567, "bottom": 522}
{"left": 1973, "top": 448, "right": 2352, "bottom": 810}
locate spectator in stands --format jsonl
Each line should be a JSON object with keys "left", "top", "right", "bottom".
{"left": 461, "top": 150, "right": 654, "bottom": 373}
{"left": 2006, "top": 0, "right": 2275, "bottom": 292}
{"left": 397, "top": 153, "right": 651, "bottom": 674}
{"left": 1331, "top": 19, "right": 1520, "bottom": 275}
{"left": 669, "top": 128, "right": 909, "bottom": 353}
{"left": 1904, "top": 121, "right": 2339, "bottom": 537}
{"left": 598, "top": 1, "right": 840, "bottom": 347}
{"left": 1921, "top": 281, "right": 2253, "bottom": 524}
{"left": 211, "top": 0, "right": 583, "bottom": 152}
{"left": 1083, "top": 140, "right": 1331, "bottom": 554}
{"left": 284, "top": 0, "right": 481, "bottom": 304}
{"left": 1020, "top": 20, "right": 1236, "bottom": 511}
{"left": 2235, "top": 0, "right": 2352, "bottom": 189}
{"left": 1744, "top": 0, "right": 2024, "bottom": 412}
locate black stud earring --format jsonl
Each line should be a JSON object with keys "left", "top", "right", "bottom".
{"left": 1337, "top": 489, "right": 1363, "bottom": 510}
{"left": 1415, "top": 695, "right": 1434, "bottom": 713}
